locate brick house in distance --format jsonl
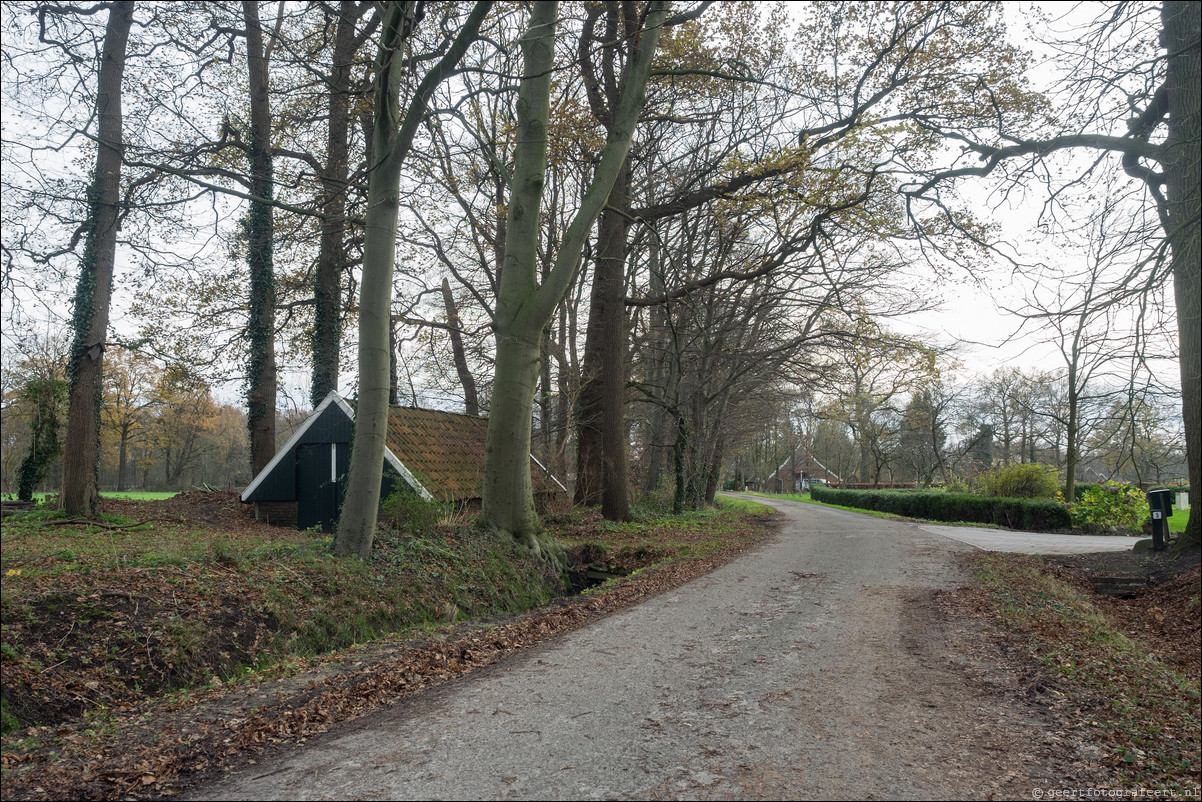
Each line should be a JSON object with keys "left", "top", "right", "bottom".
{"left": 762, "top": 447, "right": 841, "bottom": 492}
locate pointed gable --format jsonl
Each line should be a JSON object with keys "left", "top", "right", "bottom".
{"left": 242, "top": 393, "right": 565, "bottom": 520}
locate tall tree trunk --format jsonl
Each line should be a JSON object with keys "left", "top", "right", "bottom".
{"left": 388, "top": 315, "right": 400, "bottom": 405}
{"left": 539, "top": 328, "right": 554, "bottom": 456}
{"left": 705, "top": 434, "right": 724, "bottom": 506}
{"left": 599, "top": 164, "right": 631, "bottom": 520}
{"left": 61, "top": 1, "right": 134, "bottom": 517}
{"left": 573, "top": 1, "right": 635, "bottom": 517}
{"left": 575, "top": 327, "right": 604, "bottom": 504}
{"left": 117, "top": 423, "right": 130, "bottom": 492}
{"left": 336, "top": 3, "right": 419, "bottom": 557}
{"left": 1065, "top": 365, "right": 1079, "bottom": 504}
{"left": 1164, "top": 0, "right": 1200, "bottom": 548}
{"left": 483, "top": 331, "right": 548, "bottom": 550}
{"left": 311, "top": 0, "right": 359, "bottom": 406}
{"left": 442, "top": 277, "right": 479, "bottom": 414}
{"left": 554, "top": 301, "right": 573, "bottom": 473}
{"left": 641, "top": 241, "right": 669, "bottom": 495}
{"left": 335, "top": 0, "right": 492, "bottom": 557}
{"left": 575, "top": 175, "right": 631, "bottom": 516}
{"left": 244, "top": 0, "right": 277, "bottom": 476}
{"left": 672, "top": 411, "right": 688, "bottom": 514}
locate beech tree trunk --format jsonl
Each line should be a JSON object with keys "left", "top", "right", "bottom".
{"left": 335, "top": 1, "right": 492, "bottom": 557}
{"left": 481, "top": 0, "right": 668, "bottom": 559}
{"left": 61, "top": 1, "right": 134, "bottom": 517}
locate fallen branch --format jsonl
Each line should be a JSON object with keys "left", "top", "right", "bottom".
{"left": 44, "top": 516, "right": 184, "bottom": 530}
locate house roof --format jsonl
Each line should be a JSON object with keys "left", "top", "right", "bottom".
{"left": 768, "top": 445, "right": 842, "bottom": 484}
{"left": 383, "top": 405, "right": 566, "bottom": 502}
{"left": 241, "top": 393, "right": 565, "bottom": 504}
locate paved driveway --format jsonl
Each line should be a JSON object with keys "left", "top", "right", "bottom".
{"left": 916, "top": 524, "right": 1136, "bottom": 554}
{"left": 726, "top": 494, "right": 1137, "bottom": 555}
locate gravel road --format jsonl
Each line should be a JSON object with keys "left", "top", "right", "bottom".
{"left": 191, "top": 497, "right": 1105, "bottom": 800}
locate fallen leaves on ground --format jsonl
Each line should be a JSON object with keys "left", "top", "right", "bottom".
{"left": 950, "top": 548, "right": 1201, "bottom": 792}
{"left": 0, "top": 503, "right": 773, "bottom": 801}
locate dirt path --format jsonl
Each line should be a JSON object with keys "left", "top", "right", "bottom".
{"left": 189, "top": 498, "right": 1106, "bottom": 800}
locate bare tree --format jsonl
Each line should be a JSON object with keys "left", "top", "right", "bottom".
{"left": 908, "top": 1, "right": 1200, "bottom": 546}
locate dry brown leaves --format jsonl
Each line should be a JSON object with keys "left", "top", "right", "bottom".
{"left": 0, "top": 515, "right": 774, "bottom": 801}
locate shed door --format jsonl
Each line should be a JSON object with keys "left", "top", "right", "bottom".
{"left": 296, "top": 443, "right": 348, "bottom": 531}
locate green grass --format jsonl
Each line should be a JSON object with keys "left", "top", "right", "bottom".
{"left": 2, "top": 491, "right": 178, "bottom": 502}
{"left": 713, "top": 495, "right": 774, "bottom": 514}
{"left": 0, "top": 507, "right": 260, "bottom": 574}
{"left": 1168, "top": 507, "right": 1189, "bottom": 533}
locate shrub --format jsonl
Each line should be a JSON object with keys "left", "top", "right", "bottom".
{"left": 944, "top": 475, "right": 972, "bottom": 494}
{"left": 975, "top": 463, "right": 1060, "bottom": 499}
{"left": 1064, "top": 482, "right": 1099, "bottom": 502}
{"left": 1070, "top": 481, "right": 1149, "bottom": 533}
{"left": 379, "top": 489, "right": 444, "bottom": 536}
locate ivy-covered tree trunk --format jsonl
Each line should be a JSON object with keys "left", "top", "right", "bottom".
{"left": 335, "top": 0, "right": 492, "bottom": 557}
{"left": 60, "top": 0, "right": 134, "bottom": 517}
{"left": 243, "top": 0, "right": 278, "bottom": 477}
{"left": 1164, "top": 0, "right": 1200, "bottom": 549}
{"left": 18, "top": 379, "right": 68, "bottom": 501}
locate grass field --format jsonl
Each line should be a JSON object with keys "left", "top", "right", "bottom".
{"left": 1169, "top": 506, "right": 1189, "bottom": 533}
{"left": 2, "top": 491, "right": 179, "bottom": 502}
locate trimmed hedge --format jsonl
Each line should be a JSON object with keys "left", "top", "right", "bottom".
{"left": 811, "top": 486, "right": 1071, "bottom": 531}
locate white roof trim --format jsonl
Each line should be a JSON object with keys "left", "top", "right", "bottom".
{"left": 531, "top": 454, "right": 568, "bottom": 493}
{"left": 766, "top": 444, "right": 842, "bottom": 485}
{"left": 807, "top": 454, "right": 841, "bottom": 483}
{"left": 242, "top": 392, "right": 345, "bottom": 501}
{"left": 241, "top": 391, "right": 434, "bottom": 503}
{"left": 382, "top": 443, "right": 435, "bottom": 502}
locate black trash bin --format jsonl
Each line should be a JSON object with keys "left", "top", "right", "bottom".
{"left": 1147, "top": 488, "right": 1175, "bottom": 551}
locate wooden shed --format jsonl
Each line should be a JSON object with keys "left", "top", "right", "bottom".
{"left": 241, "top": 392, "right": 565, "bottom": 530}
